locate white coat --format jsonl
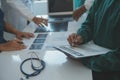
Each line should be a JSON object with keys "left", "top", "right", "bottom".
{"left": 1, "top": 0, "right": 34, "bottom": 31}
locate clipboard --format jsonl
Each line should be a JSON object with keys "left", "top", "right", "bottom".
{"left": 54, "top": 41, "right": 111, "bottom": 59}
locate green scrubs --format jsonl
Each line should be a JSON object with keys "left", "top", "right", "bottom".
{"left": 74, "top": 0, "right": 85, "bottom": 9}
{"left": 77, "top": 0, "right": 120, "bottom": 79}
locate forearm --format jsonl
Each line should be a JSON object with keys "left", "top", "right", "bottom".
{"left": 77, "top": 0, "right": 97, "bottom": 43}
{"left": 4, "top": 21, "right": 20, "bottom": 35}
{"left": 0, "top": 44, "right": 6, "bottom": 51}
{"left": 81, "top": 48, "right": 120, "bottom": 72}
{"left": 79, "top": 5, "right": 87, "bottom": 14}
{"left": 77, "top": 13, "right": 94, "bottom": 43}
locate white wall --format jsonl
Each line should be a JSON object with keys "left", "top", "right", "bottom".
{"left": 33, "top": 0, "right": 48, "bottom": 15}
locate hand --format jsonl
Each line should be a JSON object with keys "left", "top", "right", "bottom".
{"left": 0, "top": 39, "right": 26, "bottom": 51}
{"left": 32, "top": 17, "right": 48, "bottom": 26}
{"left": 73, "top": 5, "right": 87, "bottom": 21}
{"left": 67, "top": 33, "right": 83, "bottom": 47}
{"left": 15, "top": 31, "right": 34, "bottom": 40}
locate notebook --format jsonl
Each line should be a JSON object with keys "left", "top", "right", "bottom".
{"left": 54, "top": 41, "right": 111, "bottom": 59}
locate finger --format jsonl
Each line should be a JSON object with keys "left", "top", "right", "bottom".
{"left": 75, "top": 36, "right": 83, "bottom": 45}
{"left": 12, "top": 39, "right": 22, "bottom": 44}
{"left": 15, "top": 44, "right": 26, "bottom": 50}
{"left": 71, "top": 33, "right": 79, "bottom": 46}
{"left": 67, "top": 38, "right": 73, "bottom": 46}
{"left": 42, "top": 19, "right": 48, "bottom": 26}
{"left": 20, "top": 33, "right": 30, "bottom": 39}
{"left": 19, "top": 45, "right": 26, "bottom": 49}
{"left": 67, "top": 34, "right": 74, "bottom": 45}
{"left": 72, "top": 15, "right": 76, "bottom": 20}
{"left": 74, "top": 15, "right": 79, "bottom": 21}
{"left": 16, "top": 36, "right": 23, "bottom": 40}
{"left": 22, "top": 33, "right": 34, "bottom": 39}
{"left": 15, "top": 39, "right": 23, "bottom": 44}
{"left": 75, "top": 17, "right": 79, "bottom": 21}
{"left": 27, "top": 33, "right": 35, "bottom": 37}
{"left": 68, "top": 35, "right": 73, "bottom": 43}
{"left": 71, "top": 33, "right": 77, "bottom": 41}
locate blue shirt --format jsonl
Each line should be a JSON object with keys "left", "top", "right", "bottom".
{"left": 74, "top": 0, "right": 85, "bottom": 9}
{"left": 0, "top": 9, "right": 7, "bottom": 43}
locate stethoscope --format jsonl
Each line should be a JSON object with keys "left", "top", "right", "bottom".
{"left": 20, "top": 51, "right": 45, "bottom": 79}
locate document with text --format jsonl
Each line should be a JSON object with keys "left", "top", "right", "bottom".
{"left": 54, "top": 41, "right": 111, "bottom": 59}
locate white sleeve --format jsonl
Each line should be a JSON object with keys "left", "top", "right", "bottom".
{"left": 84, "top": 0, "right": 94, "bottom": 10}
{"left": 5, "top": 0, "right": 34, "bottom": 21}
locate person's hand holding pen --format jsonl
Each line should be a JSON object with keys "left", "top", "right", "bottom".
{"left": 67, "top": 33, "right": 83, "bottom": 47}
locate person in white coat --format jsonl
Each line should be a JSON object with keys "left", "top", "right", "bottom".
{"left": 1, "top": 0, "right": 47, "bottom": 31}
{"left": 73, "top": 0, "right": 94, "bottom": 21}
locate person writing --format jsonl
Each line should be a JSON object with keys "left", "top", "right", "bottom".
{"left": 0, "top": 9, "right": 34, "bottom": 51}
{"left": 68, "top": 0, "right": 120, "bottom": 80}
{"left": 73, "top": 0, "right": 94, "bottom": 21}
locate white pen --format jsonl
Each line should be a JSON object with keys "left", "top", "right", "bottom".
{"left": 72, "top": 34, "right": 77, "bottom": 46}
{"left": 38, "top": 23, "right": 43, "bottom": 27}
{"left": 38, "top": 23, "right": 46, "bottom": 30}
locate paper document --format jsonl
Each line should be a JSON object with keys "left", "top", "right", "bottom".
{"left": 54, "top": 41, "right": 111, "bottom": 58}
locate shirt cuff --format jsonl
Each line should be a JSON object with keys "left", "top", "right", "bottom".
{"left": 84, "top": 0, "right": 94, "bottom": 10}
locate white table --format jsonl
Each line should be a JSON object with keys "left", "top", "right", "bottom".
{"left": 0, "top": 13, "right": 92, "bottom": 80}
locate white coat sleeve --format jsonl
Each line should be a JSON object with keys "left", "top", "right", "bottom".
{"left": 5, "top": 0, "right": 34, "bottom": 22}
{"left": 84, "top": 0, "right": 94, "bottom": 10}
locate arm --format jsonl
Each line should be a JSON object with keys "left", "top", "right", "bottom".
{"left": 68, "top": 0, "right": 99, "bottom": 46}
{"left": 73, "top": 0, "right": 94, "bottom": 21}
{"left": 80, "top": 48, "right": 120, "bottom": 72}
{"left": 5, "top": 0, "right": 48, "bottom": 25}
{"left": 77, "top": 0, "right": 99, "bottom": 43}
{"left": 79, "top": 0, "right": 120, "bottom": 72}
{"left": 73, "top": 5, "right": 87, "bottom": 21}
{"left": 4, "top": 21, "right": 34, "bottom": 39}
{"left": 0, "top": 39, "right": 26, "bottom": 51}
{"left": 4, "top": 21, "right": 20, "bottom": 35}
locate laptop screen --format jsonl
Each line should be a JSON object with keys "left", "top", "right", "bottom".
{"left": 48, "top": 0, "right": 74, "bottom": 16}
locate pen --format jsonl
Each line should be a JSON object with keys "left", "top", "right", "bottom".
{"left": 38, "top": 24, "right": 44, "bottom": 28}
{"left": 72, "top": 34, "right": 77, "bottom": 46}
{"left": 38, "top": 23, "right": 46, "bottom": 30}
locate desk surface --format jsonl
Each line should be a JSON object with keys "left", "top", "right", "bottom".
{"left": 0, "top": 13, "right": 92, "bottom": 80}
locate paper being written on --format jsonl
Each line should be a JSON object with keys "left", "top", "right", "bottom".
{"left": 54, "top": 41, "right": 111, "bottom": 58}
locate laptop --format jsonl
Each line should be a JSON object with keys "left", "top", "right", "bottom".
{"left": 47, "top": 0, "right": 74, "bottom": 22}
{"left": 54, "top": 41, "right": 111, "bottom": 59}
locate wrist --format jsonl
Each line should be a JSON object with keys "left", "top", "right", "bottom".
{"left": 32, "top": 16, "right": 38, "bottom": 22}
{"left": 13, "top": 30, "right": 21, "bottom": 36}
{"left": 80, "top": 5, "right": 87, "bottom": 13}
{"left": 32, "top": 17, "right": 36, "bottom": 21}
{"left": 0, "top": 44, "right": 5, "bottom": 51}
{"left": 79, "top": 35, "right": 84, "bottom": 44}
